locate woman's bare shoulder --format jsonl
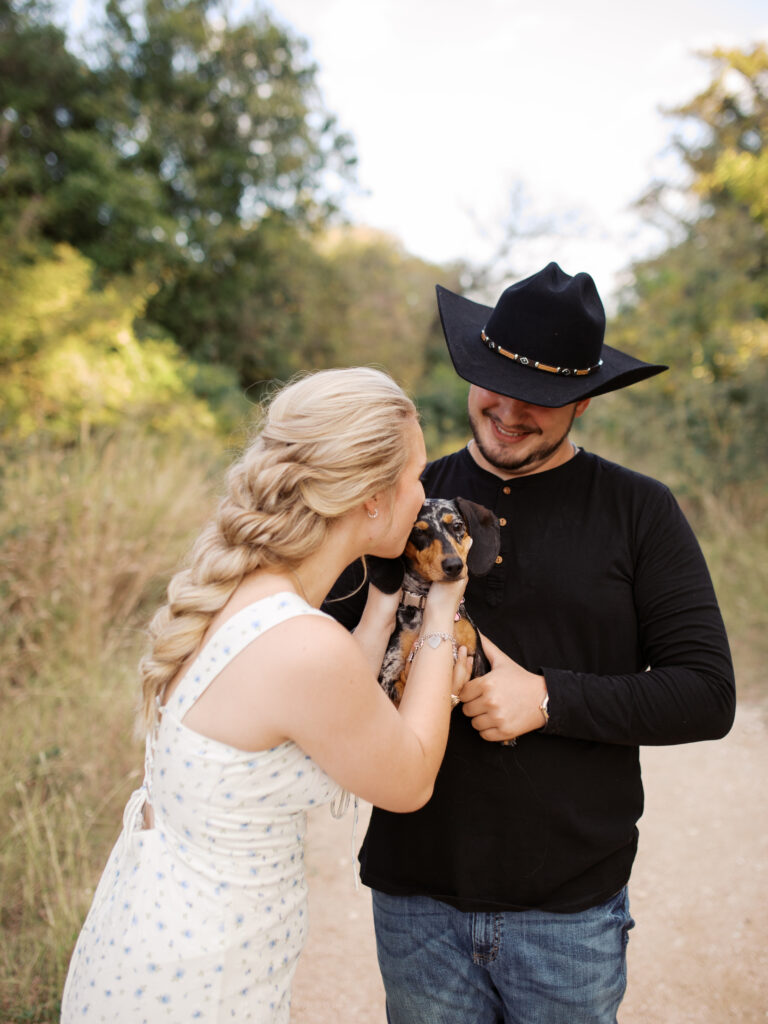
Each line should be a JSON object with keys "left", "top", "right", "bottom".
{"left": 246, "top": 609, "right": 363, "bottom": 671}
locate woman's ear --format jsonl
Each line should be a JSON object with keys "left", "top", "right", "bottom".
{"left": 364, "top": 494, "right": 382, "bottom": 521}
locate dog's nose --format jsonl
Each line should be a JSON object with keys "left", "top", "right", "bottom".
{"left": 441, "top": 557, "right": 464, "bottom": 578}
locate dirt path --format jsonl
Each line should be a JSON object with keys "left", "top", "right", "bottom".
{"left": 291, "top": 703, "right": 768, "bottom": 1022}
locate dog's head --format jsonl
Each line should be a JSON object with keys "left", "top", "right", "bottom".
{"left": 368, "top": 497, "right": 500, "bottom": 593}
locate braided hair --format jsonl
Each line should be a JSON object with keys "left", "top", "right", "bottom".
{"left": 138, "top": 367, "right": 417, "bottom": 729}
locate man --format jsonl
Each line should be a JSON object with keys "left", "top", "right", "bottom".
{"left": 329, "top": 262, "right": 735, "bottom": 1023}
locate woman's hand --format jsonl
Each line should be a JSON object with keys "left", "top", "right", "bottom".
{"left": 352, "top": 582, "right": 401, "bottom": 676}
{"left": 363, "top": 582, "right": 402, "bottom": 635}
{"left": 422, "top": 575, "right": 468, "bottom": 624}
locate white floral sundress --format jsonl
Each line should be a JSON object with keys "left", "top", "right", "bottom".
{"left": 61, "top": 592, "right": 341, "bottom": 1023}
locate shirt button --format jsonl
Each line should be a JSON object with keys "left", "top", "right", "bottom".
{"left": 495, "top": 555, "right": 503, "bottom": 564}
{"left": 499, "top": 517, "right": 507, "bottom": 527}
{"left": 502, "top": 486, "right": 511, "bottom": 495}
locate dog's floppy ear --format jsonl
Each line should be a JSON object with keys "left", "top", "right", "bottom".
{"left": 455, "top": 497, "right": 500, "bottom": 576}
{"left": 366, "top": 554, "right": 405, "bottom": 594}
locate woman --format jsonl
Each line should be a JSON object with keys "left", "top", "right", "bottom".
{"left": 61, "top": 367, "right": 469, "bottom": 1023}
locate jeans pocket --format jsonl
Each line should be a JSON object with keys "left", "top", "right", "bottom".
{"left": 607, "top": 886, "right": 636, "bottom": 947}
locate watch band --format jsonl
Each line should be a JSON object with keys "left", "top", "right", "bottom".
{"left": 539, "top": 693, "right": 550, "bottom": 725}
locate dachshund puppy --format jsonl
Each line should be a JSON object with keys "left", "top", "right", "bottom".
{"left": 369, "top": 497, "right": 500, "bottom": 706}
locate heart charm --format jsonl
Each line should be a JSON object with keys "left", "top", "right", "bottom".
{"left": 427, "top": 634, "right": 443, "bottom": 648}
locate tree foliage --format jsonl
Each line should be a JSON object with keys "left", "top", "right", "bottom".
{"left": 1, "top": 0, "right": 359, "bottom": 383}
{"left": 1, "top": 0, "right": 355, "bottom": 260}
{"left": 3, "top": 2, "right": 767, "bottom": 482}
{"left": 677, "top": 45, "right": 768, "bottom": 219}
{"left": 0, "top": 243, "right": 243, "bottom": 442}
{"left": 590, "top": 44, "right": 768, "bottom": 491}
{"left": 319, "top": 228, "right": 457, "bottom": 383}
{"left": 0, "top": 0, "right": 162, "bottom": 260}
{"left": 95, "top": 0, "right": 355, "bottom": 265}
{"left": 0, "top": 0, "right": 466, "bottom": 437}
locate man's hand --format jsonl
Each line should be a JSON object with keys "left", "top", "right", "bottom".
{"left": 459, "top": 634, "right": 548, "bottom": 743}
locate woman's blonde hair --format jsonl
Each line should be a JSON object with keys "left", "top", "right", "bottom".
{"left": 139, "top": 366, "right": 417, "bottom": 729}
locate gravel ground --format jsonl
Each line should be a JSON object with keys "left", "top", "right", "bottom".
{"left": 290, "top": 702, "right": 768, "bottom": 1023}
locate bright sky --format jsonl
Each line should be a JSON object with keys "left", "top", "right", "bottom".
{"left": 256, "top": 0, "right": 767, "bottom": 302}
{"left": 62, "top": 0, "right": 767, "bottom": 303}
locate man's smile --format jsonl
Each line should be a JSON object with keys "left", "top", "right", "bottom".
{"left": 487, "top": 415, "right": 540, "bottom": 441}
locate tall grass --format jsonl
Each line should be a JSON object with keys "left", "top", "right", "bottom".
{"left": 0, "top": 425, "right": 764, "bottom": 1021}
{"left": 689, "top": 486, "right": 768, "bottom": 699}
{"left": 0, "top": 431, "right": 225, "bottom": 1022}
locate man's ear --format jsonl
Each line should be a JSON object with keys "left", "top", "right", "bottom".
{"left": 455, "top": 498, "right": 500, "bottom": 576}
{"left": 574, "top": 397, "right": 591, "bottom": 419}
{"left": 366, "top": 555, "right": 405, "bottom": 594}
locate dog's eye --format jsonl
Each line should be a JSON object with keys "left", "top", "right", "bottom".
{"left": 446, "top": 518, "right": 466, "bottom": 539}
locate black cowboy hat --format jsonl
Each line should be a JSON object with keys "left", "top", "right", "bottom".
{"left": 436, "top": 262, "right": 667, "bottom": 408}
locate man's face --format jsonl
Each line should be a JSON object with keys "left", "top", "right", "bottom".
{"left": 467, "top": 386, "right": 590, "bottom": 478}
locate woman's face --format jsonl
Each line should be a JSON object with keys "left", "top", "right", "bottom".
{"left": 372, "top": 417, "right": 426, "bottom": 558}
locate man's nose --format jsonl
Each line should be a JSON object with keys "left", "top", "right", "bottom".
{"left": 495, "top": 395, "right": 534, "bottom": 418}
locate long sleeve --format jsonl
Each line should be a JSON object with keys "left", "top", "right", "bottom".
{"left": 543, "top": 485, "right": 735, "bottom": 745}
{"left": 355, "top": 446, "right": 737, "bottom": 912}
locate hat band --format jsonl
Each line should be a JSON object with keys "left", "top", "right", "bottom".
{"left": 480, "top": 329, "right": 603, "bottom": 377}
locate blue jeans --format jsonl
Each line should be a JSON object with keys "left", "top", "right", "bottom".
{"left": 371, "top": 888, "right": 634, "bottom": 1024}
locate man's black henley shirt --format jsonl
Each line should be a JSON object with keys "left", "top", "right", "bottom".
{"left": 340, "top": 446, "right": 735, "bottom": 913}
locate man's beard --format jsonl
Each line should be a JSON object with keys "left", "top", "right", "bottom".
{"left": 469, "top": 408, "right": 577, "bottom": 474}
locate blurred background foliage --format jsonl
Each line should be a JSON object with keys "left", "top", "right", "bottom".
{"left": 581, "top": 44, "right": 768, "bottom": 494}
{"left": 0, "top": 1, "right": 765, "bottom": 481}
{"left": 0, "top": 1, "right": 766, "bottom": 1017}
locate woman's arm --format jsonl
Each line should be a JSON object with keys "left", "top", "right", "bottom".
{"left": 351, "top": 583, "right": 401, "bottom": 676}
{"left": 262, "top": 578, "right": 471, "bottom": 812}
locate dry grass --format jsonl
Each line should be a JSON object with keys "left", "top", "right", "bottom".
{"left": 0, "top": 431, "right": 223, "bottom": 1022}
{"left": 692, "top": 486, "right": 768, "bottom": 700}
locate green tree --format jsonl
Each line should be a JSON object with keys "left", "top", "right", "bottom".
{"left": 147, "top": 213, "right": 346, "bottom": 386}
{"left": 95, "top": 0, "right": 356, "bottom": 264}
{"left": 1, "top": 0, "right": 358, "bottom": 383}
{"left": 112, "top": 0, "right": 358, "bottom": 381}
{"left": 593, "top": 44, "right": 768, "bottom": 491}
{"left": 1, "top": 0, "right": 355, "bottom": 268}
{"left": 320, "top": 227, "right": 452, "bottom": 385}
{"left": 314, "top": 228, "right": 468, "bottom": 454}
{"left": 0, "top": 243, "right": 244, "bottom": 442}
{"left": 677, "top": 44, "right": 768, "bottom": 218}
{"left": 0, "top": 0, "right": 166, "bottom": 260}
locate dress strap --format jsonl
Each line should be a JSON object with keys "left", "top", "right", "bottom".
{"left": 330, "top": 791, "right": 361, "bottom": 890}
{"left": 135, "top": 593, "right": 328, "bottom": 825}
